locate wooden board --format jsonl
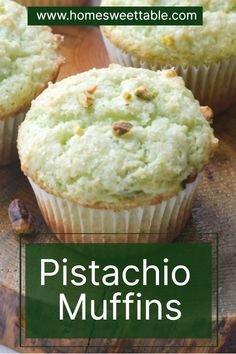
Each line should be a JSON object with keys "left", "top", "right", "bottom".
{"left": 0, "top": 8, "right": 236, "bottom": 352}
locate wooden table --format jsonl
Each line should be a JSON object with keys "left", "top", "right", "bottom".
{"left": 0, "top": 12, "right": 236, "bottom": 354}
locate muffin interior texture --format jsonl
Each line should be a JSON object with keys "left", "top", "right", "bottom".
{"left": 101, "top": 0, "right": 236, "bottom": 65}
{"left": 18, "top": 65, "right": 217, "bottom": 207}
{"left": 0, "top": 0, "right": 63, "bottom": 119}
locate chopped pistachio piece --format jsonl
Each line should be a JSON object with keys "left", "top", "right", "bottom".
{"left": 79, "top": 93, "right": 93, "bottom": 108}
{"left": 123, "top": 91, "right": 133, "bottom": 102}
{"left": 87, "top": 85, "right": 97, "bottom": 94}
{"left": 161, "top": 34, "right": 175, "bottom": 47}
{"left": 112, "top": 121, "right": 133, "bottom": 137}
{"left": 166, "top": 69, "right": 177, "bottom": 78}
{"left": 200, "top": 106, "right": 214, "bottom": 124}
{"left": 73, "top": 126, "right": 84, "bottom": 136}
{"left": 135, "top": 86, "right": 157, "bottom": 101}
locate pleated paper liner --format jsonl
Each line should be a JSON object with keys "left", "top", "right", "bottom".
{"left": 0, "top": 113, "right": 25, "bottom": 167}
{"left": 28, "top": 174, "right": 201, "bottom": 244}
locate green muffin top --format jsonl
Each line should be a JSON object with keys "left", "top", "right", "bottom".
{"left": 101, "top": 0, "right": 236, "bottom": 66}
{"left": 0, "top": 0, "right": 63, "bottom": 119}
{"left": 18, "top": 65, "right": 218, "bottom": 208}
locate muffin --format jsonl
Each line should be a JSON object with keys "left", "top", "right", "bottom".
{"left": 0, "top": 0, "right": 64, "bottom": 167}
{"left": 18, "top": 65, "right": 218, "bottom": 243}
{"left": 16, "top": 0, "right": 85, "bottom": 6}
{"left": 101, "top": 0, "right": 236, "bottom": 114}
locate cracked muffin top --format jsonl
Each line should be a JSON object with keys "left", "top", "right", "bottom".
{"left": 101, "top": 0, "right": 236, "bottom": 66}
{"left": 0, "top": 0, "right": 63, "bottom": 119}
{"left": 18, "top": 65, "right": 218, "bottom": 207}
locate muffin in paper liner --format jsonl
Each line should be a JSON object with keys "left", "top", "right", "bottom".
{"left": 0, "top": 0, "right": 64, "bottom": 166}
{"left": 28, "top": 174, "right": 202, "bottom": 243}
{"left": 0, "top": 113, "right": 25, "bottom": 167}
{"left": 16, "top": 0, "right": 85, "bottom": 6}
{"left": 18, "top": 66, "right": 217, "bottom": 244}
{"left": 102, "top": 35, "right": 236, "bottom": 114}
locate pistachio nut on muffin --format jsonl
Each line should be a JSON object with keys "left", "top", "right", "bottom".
{"left": 18, "top": 65, "right": 218, "bottom": 243}
{"left": 101, "top": 0, "right": 236, "bottom": 113}
{"left": 0, "top": 0, "right": 64, "bottom": 166}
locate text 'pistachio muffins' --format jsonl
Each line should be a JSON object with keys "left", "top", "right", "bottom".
{"left": 101, "top": 0, "right": 236, "bottom": 113}
{"left": 18, "top": 65, "right": 218, "bottom": 242}
{"left": 0, "top": 0, "right": 64, "bottom": 166}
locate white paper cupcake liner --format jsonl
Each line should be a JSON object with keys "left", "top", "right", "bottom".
{"left": 16, "top": 0, "right": 85, "bottom": 6}
{"left": 0, "top": 113, "right": 25, "bottom": 167}
{"left": 102, "top": 35, "right": 236, "bottom": 114}
{"left": 28, "top": 174, "right": 202, "bottom": 243}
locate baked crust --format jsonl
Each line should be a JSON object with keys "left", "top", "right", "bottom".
{"left": 101, "top": 25, "right": 236, "bottom": 67}
{"left": 18, "top": 64, "right": 218, "bottom": 211}
{"left": 101, "top": 26, "right": 156, "bottom": 64}
{"left": 0, "top": 33, "right": 64, "bottom": 121}
{"left": 20, "top": 103, "right": 217, "bottom": 211}
{"left": 22, "top": 160, "right": 203, "bottom": 212}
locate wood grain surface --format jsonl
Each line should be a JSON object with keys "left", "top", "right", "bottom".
{"left": 0, "top": 3, "right": 236, "bottom": 352}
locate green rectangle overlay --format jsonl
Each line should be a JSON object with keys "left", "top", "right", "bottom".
{"left": 25, "top": 242, "right": 212, "bottom": 340}
{"left": 27, "top": 6, "right": 203, "bottom": 26}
